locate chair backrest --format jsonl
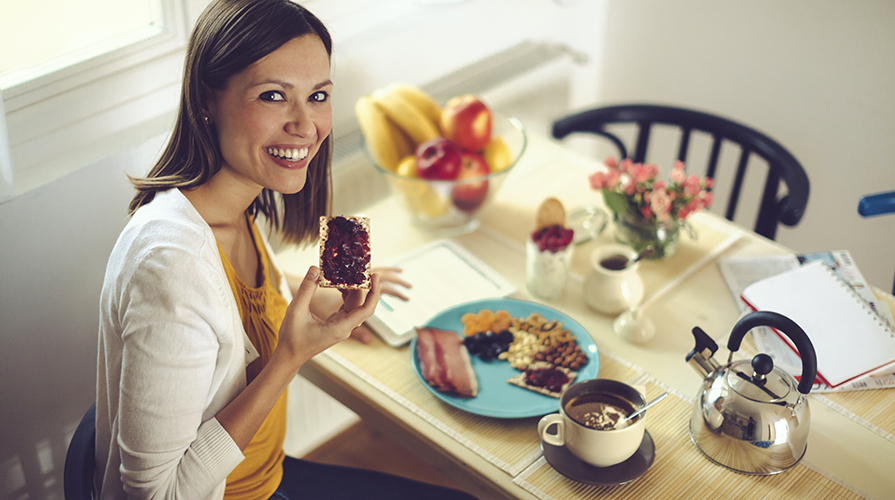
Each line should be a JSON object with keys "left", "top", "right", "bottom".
{"left": 64, "top": 403, "right": 96, "bottom": 500}
{"left": 552, "top": 104, "right": 810, "bottom": 240}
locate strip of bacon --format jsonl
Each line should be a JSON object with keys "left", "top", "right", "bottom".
{"left": 416, "top": 326, "right": 443, "bottom": 389}
{"left": 415, "top": 327, "right": 479, "bottom": 398}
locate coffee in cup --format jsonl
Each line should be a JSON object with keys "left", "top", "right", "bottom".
{"left": 538, "top": 379, "right": 646, "bottom": 467}
{"left": 599, "top": 253, "right": 630, "bottom": 271}
{"left": 565, "top": 391, "right": 639, "bottom": 430}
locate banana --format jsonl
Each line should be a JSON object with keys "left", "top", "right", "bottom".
{"left": 386, "top": 83, "right": 442, "bottom": 125}
{"left": 354, "top": 95, "right": 410, "bottom": 171}
{"left": 389, "top": 118, "right": 416, "bottom": 160}
{"left": 371, "top": 87, "right": 440, "bottom": 147}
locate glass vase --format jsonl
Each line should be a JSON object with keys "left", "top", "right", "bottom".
{"left": 612, "top": 211, "right": 682, "bottom": 260}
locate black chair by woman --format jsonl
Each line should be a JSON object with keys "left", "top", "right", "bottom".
{"left": 64, "top": 403, "right": 96, "bottom": 500}
{"left": 552, "top": 104, "right": 810, "bottom": 241}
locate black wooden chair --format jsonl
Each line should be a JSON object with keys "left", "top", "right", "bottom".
{"left": 552, "top": 104, "right": 810, "bottom": 240}
{"left": 858, "top": 191, "right": 895, "bottom": 294}
{"left": 64, "top": 403, "right": 96, "bottom": 500}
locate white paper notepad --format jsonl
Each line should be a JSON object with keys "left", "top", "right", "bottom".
{"left": 741, "top": 260, "right": 895, "bottom": 388}
{"left": 365, "top": 239, "right": 517, "bottom": 347}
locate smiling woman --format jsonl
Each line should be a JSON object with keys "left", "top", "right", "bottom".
{"left": 95, "top": 1, "right": 475, "bottom": 499}
{"left": 202, "top": 35, "right": 333, "bottom": 201}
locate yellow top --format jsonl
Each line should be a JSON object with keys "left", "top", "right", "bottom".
{"left": 219, "top": 219, "right": 289, "bottom": 500}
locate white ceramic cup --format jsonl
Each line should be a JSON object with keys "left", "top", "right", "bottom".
{"left": 538, "top": 379, "right": 646, "bottom": 467}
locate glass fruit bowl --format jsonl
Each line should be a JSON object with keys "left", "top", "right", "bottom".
{"left": 368, "top": 114, "right": 527, "bottom": 236}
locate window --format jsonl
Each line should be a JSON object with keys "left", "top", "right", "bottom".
{"left": 0, "top": 0, "right": 164, "bottom": 89}
{"left": 0, "top": 0, "right": 203, "bottom": 199}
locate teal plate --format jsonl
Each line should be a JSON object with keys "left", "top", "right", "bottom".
{"left": 410, "top": 298, "right": 600, "bottom": 419}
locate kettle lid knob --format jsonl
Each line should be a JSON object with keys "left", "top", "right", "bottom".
{"left": 750, "top": 353, "right": 774, "bottom": 385}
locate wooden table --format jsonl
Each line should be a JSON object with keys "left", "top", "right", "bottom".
{"left": 276, "top": 133, "right": 895, "bottom": 500}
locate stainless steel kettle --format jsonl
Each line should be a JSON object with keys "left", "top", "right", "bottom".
{"left": 686, "top": 311, "right": 817, "bottom": 475}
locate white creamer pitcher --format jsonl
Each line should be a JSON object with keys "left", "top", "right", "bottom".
{"left": 583, "top": 244, "right": 644, "bottom": 315}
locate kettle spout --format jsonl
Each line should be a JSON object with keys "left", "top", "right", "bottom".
{"left": 686, "top": 326, "right": 720, "bottom": 378}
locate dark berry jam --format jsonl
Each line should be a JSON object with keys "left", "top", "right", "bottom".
{"left": 524, "top": 366, "right": 570, "bottom": 393}
{"left": 321, "top": 216, "right": 370, "bottom": 286}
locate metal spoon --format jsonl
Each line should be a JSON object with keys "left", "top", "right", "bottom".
{"left": 630, "top": 246, "right": 655, "bottom": 264}
{"left": 622, "top": 392, "right": 668, "bottom": 423}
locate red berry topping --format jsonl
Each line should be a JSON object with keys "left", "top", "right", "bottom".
{"left": 524, "top": 366, "right": 570, "bottom": 393}
{"left": 321, "top": 216, "right": 370, "bottom": 286}
{"left": 531, "top": 224, "right": 574, "bottom": 253}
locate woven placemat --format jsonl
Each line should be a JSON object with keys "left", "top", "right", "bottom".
{"left": 325, "top": 341, "right": 653, "bottom": 477}
{"left": 325, "top": 337, "right": 544, "bottom": 476}
{"left": 737, "top": 289, "right": 895, "bottom": 445}
{"left": 514, "top": 374, "right": 865, "bottom": 500}
{"left": 810, "top": 289, "right": 895, "bottom": 444}
{"left": 480, "top": 156, "right": 738, "bottom": 300}
{"left": 325, "top": 341, "right": 864, "bottom": 498}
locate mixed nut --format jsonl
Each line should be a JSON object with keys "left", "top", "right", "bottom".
{"left": 461, "top": 310, "right": 588, "bottom": 371}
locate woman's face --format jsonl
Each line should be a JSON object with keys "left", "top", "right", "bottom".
{"left": 206, "top": 34, "right": 332, "bottom": 196}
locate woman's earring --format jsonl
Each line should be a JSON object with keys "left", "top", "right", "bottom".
{"left": 204, "top": 116, "right": 212, "bottom": 125}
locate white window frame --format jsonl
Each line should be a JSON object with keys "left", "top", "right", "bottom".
{"left": 0, "top": 0, "right": 433, "bottom": 201}
{"left": 0, "top": 0, "right": 210, "bottom": 200}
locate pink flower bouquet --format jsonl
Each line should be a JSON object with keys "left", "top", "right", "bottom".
{"left": 589, "top": 157, "right": 713, "bottom": 223}
{"left": 589, "top": 158, "right": 713, "bottom": 258}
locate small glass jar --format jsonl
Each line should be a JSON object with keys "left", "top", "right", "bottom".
{"left": 526, "top": 238, "right": 574, "bottom": 300}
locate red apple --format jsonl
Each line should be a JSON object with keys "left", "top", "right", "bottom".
{"left": 451, "top": 151, "right": 490, "bottom": 211}
{"left": 440, "top": 95, "right": 493, "bottom": 152}
{"left": 415, "top": 138, "right": 461, "bottom": 180}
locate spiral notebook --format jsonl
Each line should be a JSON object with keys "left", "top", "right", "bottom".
{"left": 741, "top": 260, "right": 895, "bottom": 388}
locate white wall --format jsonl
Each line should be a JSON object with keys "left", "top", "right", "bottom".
{"left": 317, "top": 0, "right": 605, "bottom": 133}
{"left": 594, "top": 0, "right": 895, "bottom": 291}
{"left": 0, "top": 136, "right": 165, "bottom": 499}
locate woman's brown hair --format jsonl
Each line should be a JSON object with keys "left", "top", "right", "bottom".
{"left": 129, "top": 0, "right": 333, "bottom": 246}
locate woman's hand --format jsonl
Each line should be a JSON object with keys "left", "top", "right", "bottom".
{"left": 307, "top": 266, "right": 411, "bottom": 344}
{"left": 311, "top": 267, "right": 413, "bottom": 344}
{"left": 374, "top": 266, "right": 412, "bottom": 302}
{"left": 219, "top": 267, "right": 379, "bottom": 449}
{"left": 276, "top": 266, "right": 381, "bottom": 368}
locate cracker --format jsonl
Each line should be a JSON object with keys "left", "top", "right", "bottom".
{"left": 506, "top": 361, "right": 577, "bottom": 398}
{"left": 318, "top": 216, "right": 371, "bottom": 289}
{"left": 535, "top": 197, "right": 566, "bottom": 230}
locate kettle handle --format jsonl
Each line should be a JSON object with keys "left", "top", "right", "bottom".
{"left": 727, "top": 311, "right": 818, "bottom": 394}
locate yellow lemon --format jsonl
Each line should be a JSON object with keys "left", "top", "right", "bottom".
{"left": 415, "top": 187, "right": 449, "bottom": 218}
{"left": 391, "top": 154, "right": 448, "bottom": 218}
{"left": 395, "top": 155, "right": 418, "bottom": 178}
{"left": 393, "top": 155, "right": 424, "bottom": 197}
{"left": 483, "top": 137, "right": 513, "bottom": 172}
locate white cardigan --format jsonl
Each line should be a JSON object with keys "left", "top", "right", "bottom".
{"left": 96, "top": 188, "right": 292, "bottom": 499}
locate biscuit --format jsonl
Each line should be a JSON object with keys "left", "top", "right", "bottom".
{"left": 506, "top": 361, "right": 577, "bottom": 398}
{"left": 535, "top": 197, "right": 566, "bottom": 230}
